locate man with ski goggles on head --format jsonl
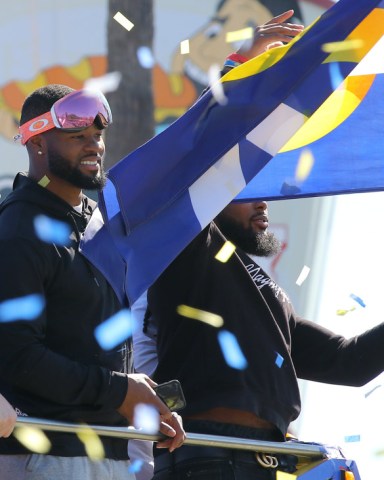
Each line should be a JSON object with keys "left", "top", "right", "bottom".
{"left": 0, "top": 84, "right": 185, "bottom": 480}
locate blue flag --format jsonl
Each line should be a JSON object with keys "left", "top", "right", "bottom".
{"left": 81, "top": 0, "right": 384, "bottom": 305}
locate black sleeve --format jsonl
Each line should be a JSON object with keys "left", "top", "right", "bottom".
{"left": 0, "top": 238, "right": 127, "bottom": 410}
{"left": 291, "top": 315, "right": 384, "bottom": 387}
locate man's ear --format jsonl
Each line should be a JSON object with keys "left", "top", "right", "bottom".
{"left": 27, "top": 135, "right": 44, "bottom": 156}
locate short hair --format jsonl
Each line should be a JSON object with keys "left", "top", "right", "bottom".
{"left": 19, "top": 84, "right": 75, "bottom": 126}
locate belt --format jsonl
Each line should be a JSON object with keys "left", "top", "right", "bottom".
{"left": 154, "top": 445, "right": 296, "bottom": 473}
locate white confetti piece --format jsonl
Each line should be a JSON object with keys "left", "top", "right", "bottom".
{"left": 180, "top": 39, "right": 190, "bottom": 55}
{"left": 94, "top": 309, "right": 135, "bottom": 350}
{"left": 218, "top": 330, "right": 247, "bottom": 370}
{"left": 296, "top": 265, "right": 310, "bottom": 286}
{"left": 208, "top": 64, "right": 227, "bottom": 106}
{"left": 0, "top": 294, "right": 45, "bottom": 322}
{"left": 84, "top": 72, "right": 122, "bottom": 94}
{"left": 113, "top": 12, "right": 134, "bottom": 31}
{"left": 177, "top": 305, "right": 223, "bottom": 328}
{"left": 133, "top": 403, "right": 159, "bottom": 434}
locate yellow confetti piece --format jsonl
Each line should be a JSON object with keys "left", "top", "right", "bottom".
{"left": 226, "top": 27, "right": 253, "bottom": 44}
{"left": 177, "top": 305, "right": 224, "bottom": 328}
{"left": 295, "top": 149, "right": 314, "bottom": 182}
{"left": 180, "top": 40, "right": 190, "bottom": 55}
{"left": 322, "top": 39, "right": 364, "bottom": 53}
{"left": 296, "top": 265, "right": 310, "bottom": 286}
{"left": 13, "top": 426, "right": 51, "bottom": 454}
{"left": 77, "top": 425, "right": 105, "bottom": 461}
{"left": 336, "top": 306, "right": 356, "bottom": 316}
{"left": 38, "top": 175, "right": 50, "bottom": 187}
{"left": 344, "top": 473, "right": 356, "bottom": 480}
{"left": 276, "top": 471, "right": 297, "bottom": 480}
{"left": 215, "top": 241, "right": 236, "bottom": 263}
{"left": 113, "top": 12, "right": 134, "bottom": 31}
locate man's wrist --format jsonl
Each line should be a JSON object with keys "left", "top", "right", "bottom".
{"left": 223, "top": 53, "right": 249, "bottom": 70}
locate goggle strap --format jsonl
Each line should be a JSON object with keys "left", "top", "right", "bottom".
{"left": 19, "top": 112, "right": 56, "bottom": 145}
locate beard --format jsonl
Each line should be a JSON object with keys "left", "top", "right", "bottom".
{"left": 48, "top": 152, "right": 107, "bottom": 190}
{"left": 215, "top": 212, "right": 281, "bottom": 257}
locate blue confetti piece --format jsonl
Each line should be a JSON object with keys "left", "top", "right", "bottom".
{"left": 344, "top": 434, "right": 360, "bottom": 443}
{"left": 0, "top": 294, "right": 45, "bottom": 322}
{"left": 128, "top": 459, "right": 144, "bottom": 473}
{"left": 34, "top": 215, "right": 71, "bottom": 246}
{"left": 329, "top": 62, "right": 344, "bottom": 91}
{"left": 275, "top": 352, "right": 284, "bottom": 368}
{"left": 349, "top": 293, "right": 366, "bottom": 308}
{"left": 94, "top": 309, "right": 135, "bottom": 350}
{"left": 217, "top": 330, "right": 247, "bottom": 370}
{"left": 137, "top": 46, "right": 155, "bottom": 69}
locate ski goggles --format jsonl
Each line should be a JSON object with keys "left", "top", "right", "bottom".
{"left": 18, "top": 89, "right": 112, "bottom": 145}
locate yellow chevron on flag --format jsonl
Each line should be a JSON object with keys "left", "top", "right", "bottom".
{"left": 324, "top": 5, "right": 384, "bottom": 64}
{"left": 280, "top": 74, "right": 376, "bottom": 152}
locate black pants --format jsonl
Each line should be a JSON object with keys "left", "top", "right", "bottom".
{"left": 152, "top": 420, "right": 296, "bottom": 480}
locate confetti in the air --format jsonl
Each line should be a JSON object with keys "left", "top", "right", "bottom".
{"left": 38, "top": 175, "right": 50, "bottom": 187}
{"left": 34, "top": 214, "right": 71, "bottom": 246}
{"left": 94, "top": 309, "right": 135, "bottom": 350}
{"left": 0, "top": 294, "right": 45, "bottom": 322}
{"left": 133, "top": 403, "right": 159, "bottom": 434}
{"left": 180, "top": 40, "right": 190, "bottom": 55}
{"left": 296, "top": 265, "right": 310, "bottom": 286}
{"left": 208, "top": 64, "right": 228, "bottom": 106}
{"left": 113, "top": 12, "right": 134, "bottom": 31}
{"left": 276, "top": 471, "right": 297, "bottom": 480}
{"left": 364, "top": 384, "right": 382, "bottom": 398}
{"left": 349, "top": 293, "right": 366, "bottom": 308}
{"left": 177, "top": 305, "right": 224, "bottom": 328}
{"left": 275, "top": 352, "right": 284, "bottom": 368}
{"left": 218, "top": 330, "right": 247, "bottom": 370}
{"left": 336, "top": 306, "right": 356, "bottom": 316}
{"left": 226, "top": 27, "right": 253, "bottom": 44}
{"left": 84, "top": 72, "right": 122, "bottom": 93}
{"left": 13, "top": 426, "right": 51, "bottom": 453}
{"left": 128, "top": 459, "right": 144, "bottom": 473}
{"left": 295, "top": 149, "right": 314, "bottom": 182}
{"left": 329, "top": 62, "right": 345, "bottom": 91}
{"left": 344, "top": 434, "right": 361, "bottom": 443}
{"left": 137, "top": 46, "right": 155, "bottom": 69}
{"left": 215, "top": 241, "right": 236, "bottom": 262}
{"left": 77, "top": 425, "right": 105, "bottom": 460}
{"left": 321, "top": 38, "right": 364, "bottom": 53}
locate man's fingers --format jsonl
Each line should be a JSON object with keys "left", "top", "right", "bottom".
{"left": 266, "top": 10, "right": 295, "bottom": 25}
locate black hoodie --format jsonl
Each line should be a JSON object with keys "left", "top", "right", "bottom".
{"left": 0, "top": 174, "right": 130, "bottom": 459}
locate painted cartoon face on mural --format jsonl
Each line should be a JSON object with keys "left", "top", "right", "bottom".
{"left": 170, "top": 0, "right": 303, "bottom": 89}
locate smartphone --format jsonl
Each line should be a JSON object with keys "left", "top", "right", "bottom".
{"left": 154, "top": 379, "right": 186, "bottom": 412}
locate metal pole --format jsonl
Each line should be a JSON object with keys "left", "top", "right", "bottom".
{"left": 16, "top": 417, "right": 326, "bottom": 459}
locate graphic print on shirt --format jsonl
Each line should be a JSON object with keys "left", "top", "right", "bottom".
{"left": 244, "top": 258, "right": 291, "bottom": 304}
